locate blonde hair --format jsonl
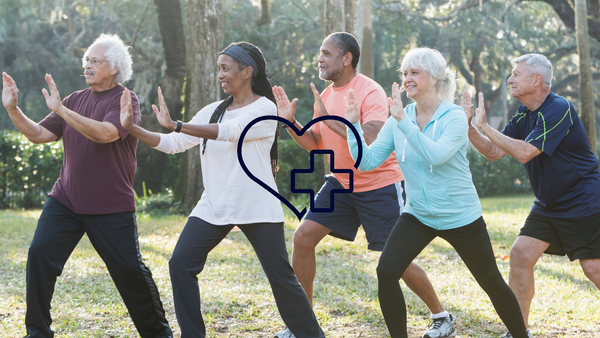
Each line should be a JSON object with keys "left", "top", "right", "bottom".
{"left": 400, "top": 47, "right": 456, "bottom": 102}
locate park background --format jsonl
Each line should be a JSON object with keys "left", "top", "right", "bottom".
{"left": 0, "top": 0, "right": 599, "bottom": 337}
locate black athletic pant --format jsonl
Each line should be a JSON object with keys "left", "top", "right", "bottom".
{"left": 169, "top": 217, "right": 325, "bottom": 338}
{"left": 377, "top": 213, "right": 527, "bottom": 338}
{"left": 25, "top": 197, "right": 172, "bottom": 338}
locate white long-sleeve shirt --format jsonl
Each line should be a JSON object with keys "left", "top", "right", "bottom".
{"left": 153, "top": 96, "right": 284, "bottom": 225}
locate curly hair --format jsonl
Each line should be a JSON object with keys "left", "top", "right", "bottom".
{"left": 82, "top": 34, "right": 133, "bottom": 84}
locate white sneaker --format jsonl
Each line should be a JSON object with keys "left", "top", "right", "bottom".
{"left": 501, "top": 329, "right": 533, "bottom": 338}
{"left": 274, "top": 328, "right": 296, "bottom": 338}
{"left": 423, "top": 314, "right": 456, "bottom": 338}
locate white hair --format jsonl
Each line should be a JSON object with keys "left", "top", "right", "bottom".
{"left": 512, "top": 54, "right": 553, "bottom": 87}
{"left": 400, "top": 47, "right": 456, "bottom": 102}
{"left": 82, "top": 34, "right": 133, "bottom": 84}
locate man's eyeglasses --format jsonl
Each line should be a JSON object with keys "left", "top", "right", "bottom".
{"left": 85, "top": 58, "right": 109, "bottom": 67}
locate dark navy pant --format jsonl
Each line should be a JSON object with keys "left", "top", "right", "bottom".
{"left": 25, "top": 197, "right": 172, "bottom": 338}
{"left": 169, "top": 217, "right": 325, "bottom": 338}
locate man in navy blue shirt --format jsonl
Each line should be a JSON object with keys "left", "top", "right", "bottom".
{"left": 461, "top": 53, "right": 600, "bottom": 337}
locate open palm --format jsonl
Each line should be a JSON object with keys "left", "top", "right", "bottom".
{"left": 2, "top": 72, "right": 19, "bottom": 110}
{"left": 152, "top": 87, "right": 174, "bottom": 129}
{"left": 273, "top": 86, "right": 297, "bottom": 123}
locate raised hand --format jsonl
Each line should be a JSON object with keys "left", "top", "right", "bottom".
{"left": 2, "top": 72, "right": 19, "bottom": 110}
{"left": 41, "top": 74, "right": 64, "bottom": 114}
{"left": 120, "top": 88, "right": 135, "bottom": 130}
{"left": 388, "top": 82, "right": 405, "bottom": 122}
{"left": 151, "top": 86, "right": 176, "bottom": 130}
{"left": 272, "top": 86, "right": 297, "bottom": 123}
{"left": 473, "top": 92, "right": 487, "bottom": 129}
{"left": 310, "top": 83, "right": 329, "bottom": 118}
{"left": 345, "top": 89, "right": 359, "bottom": 124}
{"left": 460, "top": 89, "right": 474, "bottom": 125}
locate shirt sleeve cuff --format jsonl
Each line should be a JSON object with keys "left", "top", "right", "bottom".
{"left": 396, "top": 115, "right": 413, "bottom": 133}
{"left": 152, "top": 134, "right": 168, "bottom": 151}
{"left": 216, "top": 122, "right": 231, "bottom": 141}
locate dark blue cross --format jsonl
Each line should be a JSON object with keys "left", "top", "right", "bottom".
{"left": 291, "top": 149, "right": 354, "bottom": 213}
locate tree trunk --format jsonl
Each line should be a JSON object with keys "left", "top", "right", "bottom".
{"left": 360, "top": 0, "right": 374, "bottom": 78}
{"left": 575, "top": 0, "right": 597, "bottom": 156}
{"left": 538, "top": 0, "right": 600, "bottom": 42}
{"left": 345, "top": 0, "right": 357, "bottom": 38}
{"left": 323, "top": 0, "right": 345, "bottom": 36}
{"left": 590, "top": 0, "right": 600, "bottom": 18}
{"left": 502, "top": 68, "right": 509, "bottom": 126}
{"left": 257, "top": 0, "right": 270, "bottom": 26}
{"left": 134, "top": 0, "right": 187, "bottom": 196}
{"left": 321, "top": 0, "right": 346, "bottom": 176}
{"left": 181, "top": 0, "right": 223, "bottom": 209}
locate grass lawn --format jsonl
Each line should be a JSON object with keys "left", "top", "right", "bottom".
{"left": 0, "top": 195, "right": 598, "bottom": 337}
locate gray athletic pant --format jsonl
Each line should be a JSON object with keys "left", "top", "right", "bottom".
{"left": 169, "top": 217, "right": 325, "bottom": 338}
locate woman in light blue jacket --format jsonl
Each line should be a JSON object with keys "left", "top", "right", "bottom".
{"left": 346, "top": 48, "right": 529, "bottom": 338}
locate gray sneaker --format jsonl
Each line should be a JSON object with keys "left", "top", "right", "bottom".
{"left": 274, "top": 328, "right": 296, "bottom": 338}
{"left": 501, "top": 329, "right": 533, "bottom": 338}
{"left": 423, "top": 314, "right": 456, "bottom": 338}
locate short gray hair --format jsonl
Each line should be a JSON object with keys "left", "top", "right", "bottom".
{"left": 82, "top": 34, "right": 133, "bottom": 84}
{"left": 512, "top": 54, "right": 553, "bottom": 87}
{"left": 400, "top": 47, "right": 457, "bottom": 102}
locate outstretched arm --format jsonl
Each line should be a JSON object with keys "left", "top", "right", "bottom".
{"left": 121, "top": 88, "right": 161, "bottom": 147}
{"left": 273, "top": 85, "right": 321, "bottom": 151}
{"left": 2, "top": 72, "right": 58, "bottom": 144}
{"left": 311, "top": 83, "right": 348, "bottom": 140}
{"left": 311, "top": 83, "right": 383, "bottom": 145}
{"left": 149, "top": 86, "right": 218, "bottom": 140}
{"left": 121, "top": 87, "right": 211, "bottom": 153}
{"left": 43, "top": 74, "right": 120, "bottom": 144}
{"left": 460, "top": 90, "right": 506, "bottom": 161}
{"left": 392, "top": 83, "right": 466, "bottom": 166}
{"left": 461, "top": 91, "right": 540, "bottom": 163}
{"left": 346, "top": 89, "right": 395, "bottom": 171}
{"left": 150, "top": 87, "right": 219, "bottom": 140}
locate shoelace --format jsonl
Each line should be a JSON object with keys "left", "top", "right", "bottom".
{"left": 431, "top": 317, "right": 445, "bottom": 329}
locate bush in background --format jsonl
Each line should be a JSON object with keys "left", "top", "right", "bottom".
{"left": 135, "top": 192, "right": 187, "bottom": 217}
{"left": 0, "top": 131, "right": 63, "bottom": 209}
{"left": 467, "top": 147, "right": 532, "bottom": 197}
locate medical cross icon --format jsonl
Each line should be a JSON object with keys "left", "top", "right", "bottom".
{"left": 291, "top": 149, "right": 353, "bottom": 213}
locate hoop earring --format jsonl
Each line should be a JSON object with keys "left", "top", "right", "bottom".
{"left": 245, "top": 78, "right": 247, "bottom": 83}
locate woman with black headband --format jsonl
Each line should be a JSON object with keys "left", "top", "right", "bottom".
{"left": 120, "top": 41, "right": 325, "bottom": 338}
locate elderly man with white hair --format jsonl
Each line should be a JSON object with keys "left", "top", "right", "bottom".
{"left": 2, "top": 34, "right": 172, "bottom": 338}
{"left": 461, "top": 53, "right": 600, "bottom": 338}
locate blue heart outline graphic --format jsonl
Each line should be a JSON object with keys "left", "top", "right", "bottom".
{"left": 237, "top": 115, "right": 363, "bottom": 220}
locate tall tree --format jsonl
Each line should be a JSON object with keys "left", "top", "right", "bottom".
{"left": 180, "top": 0, "right": 223, "bottom": 209}
{"left": 256, "top": 0, "right": 270, "bottom": 25}
{"left": 134, "top": 0, "right": 187, "bottom": 195}
{"left": 537, "top": 0, "right": 600, "bottom": 42}
{"left": 360, "top": 0, "right": 375, "bottom": 78}
{"left": 575, "top": 0, "right": 597, "bottom": 155}
{"left": 323, "top": 0, "right": 345, "bottom": 35}
{"left": 321, "top": 0, "right": 346, "bottom": 176}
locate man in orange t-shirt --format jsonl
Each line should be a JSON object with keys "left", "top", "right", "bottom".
{"left": 273, "top": 32, "right": 454, "bottom": 338}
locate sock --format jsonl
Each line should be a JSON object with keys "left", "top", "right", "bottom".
{"left": 431, "top": 311, "right": 449, "bottom": 319}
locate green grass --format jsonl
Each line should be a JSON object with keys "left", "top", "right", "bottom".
{"left": 1, "top": 195, "right": 598, "bottom": 337}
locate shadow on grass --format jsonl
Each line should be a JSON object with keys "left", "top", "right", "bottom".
{"left": 533, "top": 262, "right": 598, "bottom": 293}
